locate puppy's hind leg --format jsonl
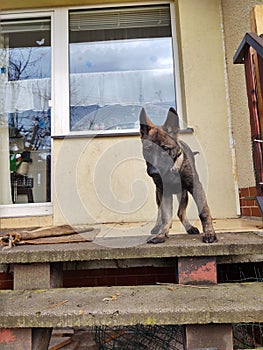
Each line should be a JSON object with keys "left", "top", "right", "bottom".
{"left": 177, "top": 189, "right": 200, "bottom": 235}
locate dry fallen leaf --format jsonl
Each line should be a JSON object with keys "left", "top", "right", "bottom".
{"left": 103, "top": 292, "right": 121, "bottom": 302}
{"left": 48, "top": 300, "right": 69, "bottom": 309}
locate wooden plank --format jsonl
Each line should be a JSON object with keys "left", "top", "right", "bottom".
{"left": 48, "top": 337, "right": 71, "bottom": 350}
{"left": 20, "top": 232, "right": 99, "bottom": 245}
{"left": 0, "top": 283, "right": 263, "bottom": 327}
{"left": 233, "top": 33, "right": 263, "bottom": 63}
{"left": 58, "top": 342, "right": 80, "bottom": 350}
{"left": 32, "top": 328, "right": 52, "bottom": 350}
{"left": 51, "top": 329, "right": 74, "bottom": 337}
{"left": 253, "top": 53, "right": 263, "bottom": 152}
{"left": 251, "top": 6, "right": 263, "bottom": 157}
{"left": 0, "top": 225, "right": 99, "bottom": 247}
{"left": 244, "top": 48, "right": 263, "bottom": 193}
{"left": 251, "top": 5, "right": 263, "bottom": 35}
{"left": 19, "top": 225, "right": 96, "bottom": 240}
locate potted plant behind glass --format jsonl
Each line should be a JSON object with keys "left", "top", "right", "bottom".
{"left": 15, "top": 151, "right": 32, "bottom": 175}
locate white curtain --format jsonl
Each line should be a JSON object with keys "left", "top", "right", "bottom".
{"left": 3, "top": 69, "right": 174, "bottom": 113}
{"left": 4, "top": 77, "right": 51, "bottom": 113}
{"left": 70, "top": 69, "right": 174, "bottom": 107}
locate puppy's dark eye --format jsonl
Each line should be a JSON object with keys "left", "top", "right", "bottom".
{"left": 162, "top": 145, "right": 170, "bottom": 152}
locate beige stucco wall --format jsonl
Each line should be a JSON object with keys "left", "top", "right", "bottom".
{"left": 221, "top": 0, "right": 263, "bottom": 189}
{"left": 52, "top": 132, "right": 214, "bottom": 225}
{"left": 1, "top": 0, "right": 242, "bottom": 227}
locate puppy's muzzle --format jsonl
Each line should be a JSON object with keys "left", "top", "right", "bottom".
{"left": 147, "top": 163, "right": 160, "bottom": 177}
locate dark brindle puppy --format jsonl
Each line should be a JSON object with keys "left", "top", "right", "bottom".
{"left": 140, "top": 107, "right": 217, "bottom": 244}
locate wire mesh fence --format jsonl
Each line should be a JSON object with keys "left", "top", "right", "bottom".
{"left": 92, "top": 323, "right": 263, "bottom": 350}
{"left": 92, "top": 262, "right": 263, "bottom": 350}
{"left": 93, "top": 324, "right": 185, "bottom": 350}
{"left": 219, "top": 262, "right": 263, "bottom": 349}
{"left": 233, "top": 323, "right": 263, "bottom": 349}
{"left": 217, "top": 262, "right": 263, "bottom": 284}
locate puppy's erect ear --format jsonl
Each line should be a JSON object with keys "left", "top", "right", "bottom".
{"left": 163, "top": 107, "right": 180, "bottom": 137}
{"left": 139, "top": 108, "right": 154, "bottom": 138}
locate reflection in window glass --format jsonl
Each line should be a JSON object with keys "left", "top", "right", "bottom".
{"left": 69, "top": 5, "right": 176, "bottom": 132}
{"left": 0, "top": 18, "right": 51, "bottom": 204}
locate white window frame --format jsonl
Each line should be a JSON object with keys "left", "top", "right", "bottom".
{"left": 0, "top": 10, "right": 54, "bottom": 218}
{"left": 54, "top": 1, "right": 183, "bottom": 137}
{"left": 0, "top": 2, "right": 183, "bottom": 217}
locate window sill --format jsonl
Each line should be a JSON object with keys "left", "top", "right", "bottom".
{"left": 0, "top": 203, "right": 53, "bottom": 218}
{"left": 52, "top": 128, "right": 194, "bottom": 139}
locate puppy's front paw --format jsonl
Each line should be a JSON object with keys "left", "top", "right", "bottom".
{"left": 202, "top": 232, "right": 218, "bottom": 243}
{"left": 147, "top": 233, "right": 166, "bottom": 244}
{"left": 187, "top": 226, "right": 200, "bottom": 235}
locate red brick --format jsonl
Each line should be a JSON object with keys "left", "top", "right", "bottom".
{"left": 240, "top": 187, "right": 249, "bottom": 197}
{"left": 115, "top": 276, "right": 138, "bottom": 285}
{"left": 0, "top": 273, "right": 13, "bottom": 290}
{"left": 178, "top": 257, "right": 217, "bottom": 285}
{"left": 241, "top": 207, "right": 252, "bottom": 217}
{"left": 251, "top": 206, "right": 262, "bottom": 217}
{"left": 0, "top": 329, "right": 32, "bottom": 349}
{"left": 249, "top": 186, "right": 258, "bottom": 197}
{"left": 240, "top": 198, "right": 249, "bottom": 207}
{"left": 63, "top": 266, "right": 177, "bottom": 287}
{"left": 97, "top": 276, "right": 117, "bottom": 286}
{"left": 134, "top": 275, "right": 157, "bottom": 285}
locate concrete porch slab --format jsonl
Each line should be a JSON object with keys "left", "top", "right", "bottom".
{"left": 95, "top": 218, "right": 263, "bottom": 239}
{"left": 0, "top": 282, "right": 262, "bottom": 328}
{"left": 0, "top": 230, "right": 262, "bottom": 264}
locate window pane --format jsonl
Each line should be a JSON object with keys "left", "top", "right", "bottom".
{"left": 0, "top": 18, "right": 51, "bottom": 204}
{"left": 69, "top": 5, "right": 176, "bottom": 132}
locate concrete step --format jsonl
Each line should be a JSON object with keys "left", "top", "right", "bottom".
{"left": 0, "top": 231, "right": 263, "bottom": 264}
{"left": 0, "top": 282, "right": 262, "bottom": 328}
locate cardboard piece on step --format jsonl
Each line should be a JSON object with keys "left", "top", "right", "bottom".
{"left": 0, "top": 225, "right": 100, "bottom": 247}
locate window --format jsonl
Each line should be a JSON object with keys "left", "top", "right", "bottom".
{"left": 0, "top": 16, "right": 51, "bottom": 206}
{"left": 69, "top": 5, "right": 177, "bottom": 132}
